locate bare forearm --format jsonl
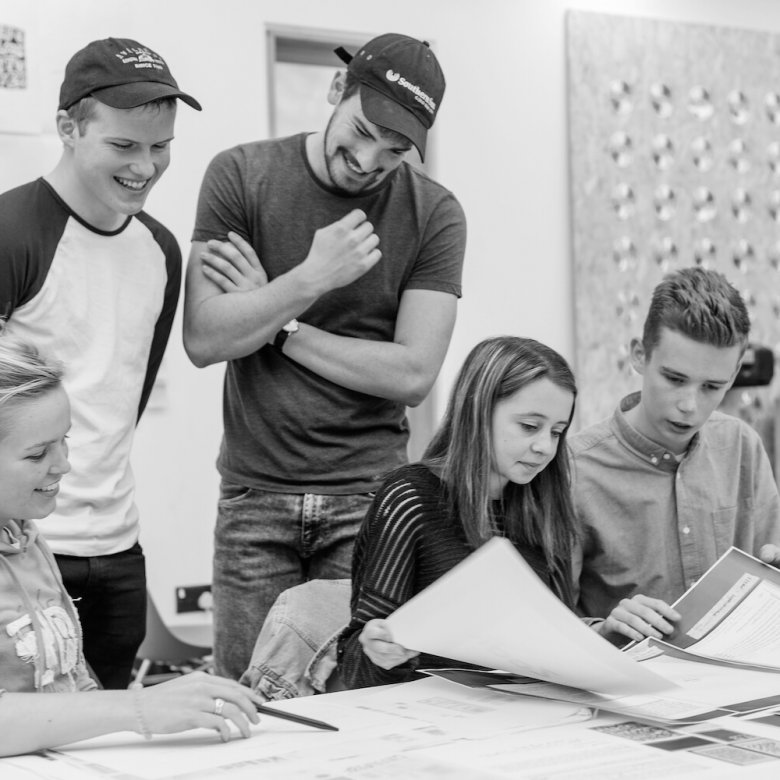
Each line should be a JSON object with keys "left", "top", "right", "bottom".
{"left": 284, "top": 289, "right": 456, "bottom": 405}
{"left": 184, "top": 267, "right": 317, "bottom": 367}
{"left": 0, "top": 691, "right": 133, "bottom": 756}
{"left": 184, "top": 211, "right": 383, "bottom": 367}
{"left": 284, "top": 324, "right": 436, "bottom": 406}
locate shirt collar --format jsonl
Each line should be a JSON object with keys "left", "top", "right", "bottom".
{"left": 613, "top": 392, "right": 700, "bottom": 470}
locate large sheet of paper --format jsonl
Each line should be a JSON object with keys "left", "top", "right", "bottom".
{"left": 7, "top": 679, "right": 780, "bottom": 779}
{"left": 486, "top": 652, "right": 780, "bottom": 724}
{"left": 0, "top": 679, "right": 587, "bottom": 780}
{"left": 410, "top": 545, "right": 780, "bottom": 725}
{"left": 384, "top": 537, "right": 673, "bottom": 695}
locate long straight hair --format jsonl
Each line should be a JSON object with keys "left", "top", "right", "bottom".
{"left": 423, "top": 336, "right": 578, "bottom": 605}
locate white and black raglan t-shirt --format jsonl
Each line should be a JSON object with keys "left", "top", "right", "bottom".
{"left": 0, "top": 178, "right": 181, "bottom": 556}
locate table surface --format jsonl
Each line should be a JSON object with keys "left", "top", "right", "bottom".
{"left": 4, "top": 676, "right": 780, "bottom": 779}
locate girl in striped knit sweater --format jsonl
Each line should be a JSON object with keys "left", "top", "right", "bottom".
{"left": 338, "top": 336, "right": 579, "bottom": 689}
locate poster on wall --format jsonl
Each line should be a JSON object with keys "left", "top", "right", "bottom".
{"left": 567, "top": 11, "right": 780, "bottom": 454}
{"left": 0, "top": 4, "right": 39, "bottom": 134}
{"left": 0, "top": 24, "right": 25, "bottom": 89}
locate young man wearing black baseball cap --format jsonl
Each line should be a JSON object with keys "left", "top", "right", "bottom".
{"left": 184, "top": 32, "right": 467, "bottom": 681}
{"left": 0, "top": 38, "right": 200, "bottom": 688}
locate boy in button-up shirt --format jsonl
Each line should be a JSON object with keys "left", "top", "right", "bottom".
{"left": 570, "top": 267, "right": 780, "bottom": 644}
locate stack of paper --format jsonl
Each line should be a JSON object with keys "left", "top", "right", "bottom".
{"left": 386, "top": 538, "right": 780, "bottom": 724}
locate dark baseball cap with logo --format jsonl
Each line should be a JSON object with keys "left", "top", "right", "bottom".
{"left": 335, "top": 33, "right": 445, "bottom": 161}
{"left": 58, "top": 37, "right": 202, "bottom": 112}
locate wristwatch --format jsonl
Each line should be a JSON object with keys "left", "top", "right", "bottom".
{"left": 274, "top": 319, "right": 299, "bottom": 352}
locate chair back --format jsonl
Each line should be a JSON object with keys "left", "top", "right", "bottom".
{"left": 136, "top": 592, "right": 212, "bottom": 663}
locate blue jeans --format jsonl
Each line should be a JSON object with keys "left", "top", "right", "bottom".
{"left": 54, "top": 542, "right": 147, "bottom": 689}
{"left": 212, "top": 483, "right": 371, "bottom": 680}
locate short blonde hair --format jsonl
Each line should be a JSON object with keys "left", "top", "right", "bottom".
{"left": 0, "top": 334, "right": 63, "bottom": 409}
{"left": 66, "top": 95, "right": 177, "bottom": 133}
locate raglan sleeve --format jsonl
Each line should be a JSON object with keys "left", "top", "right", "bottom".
{"left": 0, "top": 184, "right": 54, "bottom": 320}
{"left": 137, "top": 225, "right": 181, "bottom": 420}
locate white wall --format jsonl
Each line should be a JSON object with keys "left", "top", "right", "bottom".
{"left": 3, "top": 0, "right": 780, "bottom": 624}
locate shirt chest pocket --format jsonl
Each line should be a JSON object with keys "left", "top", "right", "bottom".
{"left": 710, "top": 502, "right": 755, "bottom": 557}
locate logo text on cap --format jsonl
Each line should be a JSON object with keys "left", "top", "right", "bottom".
{"left": 383, "top": 69, "right": 437, "bottom": 116}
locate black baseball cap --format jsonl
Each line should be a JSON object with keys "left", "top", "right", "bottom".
{"left": 58, "top": 37, "right": 201, "bottom": 111}
{"left": 335, "top": 33, "right": 445, "bottom": 161}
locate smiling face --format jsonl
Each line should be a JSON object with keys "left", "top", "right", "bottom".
{"left": 0, "top": 387, "right": 71, "bottom": 525}
{"left": 627, "top": 327, "right": 742, "bottom": 454}
{"left": 316, "top": 81, "right": 413, "bottom": 195}
{"left": 488, "top": 377, "right": 574, "bottom": 499}
{"left": 56, "top": 100, "right": 176, "bottom": 230}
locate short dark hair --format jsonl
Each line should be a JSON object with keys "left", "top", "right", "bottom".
{"left": 342, "top": 71, "right": 361, "bottom": 102}
{"left": 642, "top": 267, "right": 750, "bottom": 356}
{"left": 66, "top": 95, "right": 177, "bottom": 133}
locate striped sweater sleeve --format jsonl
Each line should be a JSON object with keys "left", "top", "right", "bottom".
{"left": 337, "top": 466, "right": 473, "bottom": 689}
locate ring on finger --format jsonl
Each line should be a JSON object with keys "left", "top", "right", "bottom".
{"left": 214, "top": 697, "right": 225, "bottom": 717}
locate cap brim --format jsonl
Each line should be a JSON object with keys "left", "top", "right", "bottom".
{"left": 92, "top": 81, "right": 202, "bottom": 111}
{"left": 359, "top": 85, "right": 427, "bottom": 161}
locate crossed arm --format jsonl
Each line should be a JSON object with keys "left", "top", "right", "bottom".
{"left": 183, "top": 211, "right": 457, "bottom": 406}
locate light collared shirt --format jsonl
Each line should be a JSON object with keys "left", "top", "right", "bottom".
{"left": 570, "top": 392, "right": 780, "bottom": 621}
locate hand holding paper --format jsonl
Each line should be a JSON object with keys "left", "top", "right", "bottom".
{"left": 360, "top": 619, "right": 420, "bottom": 670}
{"left": 396, "top": 543, "right": 780, "bottom": 725}
{"left": 759, "top": 543, "right": 780, "bottom": 566}
{"left": 385, "top": 537, "right": 673, "bottom": 695}
{"left": 601, "top": 594, "right": 680, "bottom": 643}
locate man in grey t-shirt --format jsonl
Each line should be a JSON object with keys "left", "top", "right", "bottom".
{"left": 184, "top": 33, "right": 467, "bottom": 679}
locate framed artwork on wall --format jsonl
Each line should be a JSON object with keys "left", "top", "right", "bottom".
{"left": 0, "top": 3, "right": 39, "bottom": 135}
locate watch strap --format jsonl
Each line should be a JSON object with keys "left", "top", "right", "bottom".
{"left": 274, "top": 327, "right": 291, "bottom": 351}
{"left": 274, "top": 319, "right": 299, "bottom": 352}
